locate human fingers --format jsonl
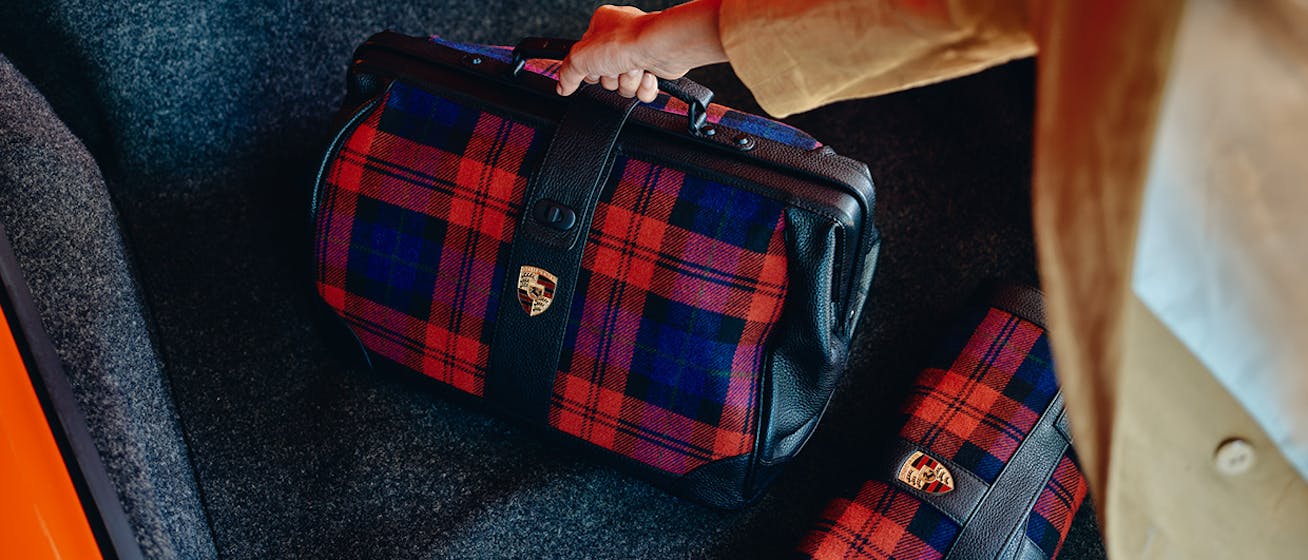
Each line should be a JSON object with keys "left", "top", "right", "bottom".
{"left": 636, "top": 72, "right": 658, "bottom": 103}
{"left": 600, "top": 74, "right": 619, "bottom": 91}
{"left": 556, "top": 60, "right": 588, "bottom": 96}
{"left": 617, "top": 69, "right": 642, "bottom": 98}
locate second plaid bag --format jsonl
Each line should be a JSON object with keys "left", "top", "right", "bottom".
{"left": 311, "top": 32, "right": 880, "bottom": 508}
{"left": 796, "top": 285, "right": 1086, "bottom": 559}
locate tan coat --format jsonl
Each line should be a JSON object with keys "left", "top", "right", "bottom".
{"left": 717, "top": 0, "right": 1308, "bottom": 557}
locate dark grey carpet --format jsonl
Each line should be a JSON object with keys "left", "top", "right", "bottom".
{"left": 0, "top": 1, "right": 1104, "bottom": 558}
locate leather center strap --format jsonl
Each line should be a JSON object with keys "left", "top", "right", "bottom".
{"left": 946, "top": 392, "right": 1071, "bottom": 560}
{"left": 486, "top": 86, "right": 640, "bottom": 420}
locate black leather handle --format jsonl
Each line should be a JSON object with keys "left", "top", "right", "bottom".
{"left": 511, "top": 37, "right": 714, "bottom": 135}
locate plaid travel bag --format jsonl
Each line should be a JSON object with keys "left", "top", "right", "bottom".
{"left": 796, "top": 285, "right": 1086, "bottom": 559}
{"left": 310, "top": 32, "right": 880, "bottom": 508}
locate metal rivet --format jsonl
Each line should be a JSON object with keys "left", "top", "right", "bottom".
{"left": 470, "top": 56, "right": 482, "bottom": 65}
{"left": 1214, "top": 438, "right": 1256, "bottom": 476}
{"left": 735, "top": 136, "right": 750, "bottom": 145}
{"left": 702, "top": 127, "right": 716, "bottom": 137}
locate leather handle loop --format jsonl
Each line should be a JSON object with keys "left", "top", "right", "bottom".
{"left": 511, "top": 37, "right": 714, "bottom": 135}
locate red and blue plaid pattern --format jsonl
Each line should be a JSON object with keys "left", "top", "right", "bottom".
{"left": 1025, "top": 455, "right": 1087, "bottom": 558}
{"left": 315, "top": 62, "right": 792, "bottom": 473}
{"left": 798, "top": 479, "right": 961, "bottom": 559}
{"left": 797, "top": 305, "right": 1083, "bottom": 559}
{"left": 550, "top": 158, "right": 788, "bottom": 475}
{"left": 316, "top": 84, "right": 545, "bottom": 396}
{"left": 903, "top": 307, "right": 1060, "bottom": 483}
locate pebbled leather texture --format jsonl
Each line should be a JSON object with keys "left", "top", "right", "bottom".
{"left": 1017, "top": 536, "right": 1047, "bottom": 560}
{"left": 487, "top": 85, "right": 640, "bottom": 422}
{"left": 987, "top": 283, "right": 1047, "bottom": 329}
{"left": 756, "top": 207, "right": 876, "bottom": 465}
{"left": 947, "top": 393, "right": 1070, "bottom": 560}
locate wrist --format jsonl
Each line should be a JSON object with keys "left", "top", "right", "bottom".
{"left": 635, "top": 0, "right": 727, "bottom": 75}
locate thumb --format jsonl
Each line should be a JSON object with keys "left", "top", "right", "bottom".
{"left": 556, "top": 57, "right": 588, "bottom": 96}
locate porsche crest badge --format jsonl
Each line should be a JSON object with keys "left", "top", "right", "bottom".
{"left": 517, "top": 266, "right": 558, "bottom": 317}
{"left": 897, "top": 451, "right": 955, "bottom": 494}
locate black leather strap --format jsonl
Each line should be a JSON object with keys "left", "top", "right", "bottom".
{"left": 986, "top": 283, "right": 1047, "bottom": 329}
{"left": 946, "top": 392, "right": 1070, "bottom": 560}
{"left": 1016, "top": 536, "right": 1046, "bottom": 560}
{"left": 486, "top": 85, "right": 640, "bottom": 420}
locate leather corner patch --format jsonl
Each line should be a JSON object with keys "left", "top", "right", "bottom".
{"left": 517, "top": 266, "right": 558, "bottom": 317}
{"left": 897, "top": 451, "right": 955, "bottom": 495}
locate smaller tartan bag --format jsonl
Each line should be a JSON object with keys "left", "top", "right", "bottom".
{"left": 312, "top": 33, "right": 880, "bottom": 508}
{"left": 797, "top": 285, "right": 1086, "bottom": 559}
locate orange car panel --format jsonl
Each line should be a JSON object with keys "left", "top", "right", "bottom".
{"left": 0, "top": 308, "right": 102, "bottom": 559}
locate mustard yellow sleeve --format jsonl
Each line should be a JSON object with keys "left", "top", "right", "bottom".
{"left": 718, "top": 0, "right": 1037, "bottom": 117}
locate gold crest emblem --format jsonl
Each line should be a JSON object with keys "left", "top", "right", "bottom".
{"left": 517, "top": 266, "right": 558, "bottom": 317}
{"left": 896, "top": 451, "right": 955, "bottom": 494}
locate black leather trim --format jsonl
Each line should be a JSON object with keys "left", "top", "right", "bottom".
{"left": 486, "top": 86, "right": 640, "bottom": 422}
{"left": 756, "top": 207, "right": 875, "bottom": 465}
{"left": 1016, "top": 536, "right": 1046, "bottom": 560}
{"left": 513, "top": 86, "right": 640, "bottom": 251}
{"left": 986, "top": 283, "right": 1047, "bottom": 329}
{"left": 308, "top": 91, "right": 388, "bottom": 371}
{"left": 1055, "top": 406, "right": 1072, "bottom": 443}
{"left": 884, "top": 438, "right": 988, "bottom": 527}
{"left": 308, "top": 89, "right": 387, "bottom": 220}
{"left": 310, "top": 299, "right": 373, "bottom": 371}
{"left": 675, "top": 454, "right": 756, "bottom": 509}
{"left": 946, "top": 393, "right": 1070, "bottom": 560}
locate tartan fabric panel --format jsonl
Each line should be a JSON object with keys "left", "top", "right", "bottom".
{"left": 550, "top": 159, "right": 788, "bottom": 475}
{"left": 315, "top": 82, "right": 547, "bottom": 396}
{"left": 1025, "top": 455, "right": 1088, "bottom": 558}
{"left": 796, "top": 480, "right": 960, "bottom": 560}
{"left": 430, "top": 37, "right": 821, "bottom": 150}
{"left": 901, "top": 307, "right": 1059, "bottom": 483}
{"left": 317, "top": 71, "right": 791, "bottom": 474}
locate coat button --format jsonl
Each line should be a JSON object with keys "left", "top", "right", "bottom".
{"left": 1213, "top": 438, "right": 1256, "bottom": 476}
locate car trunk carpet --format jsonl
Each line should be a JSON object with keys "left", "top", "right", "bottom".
{"left": 0, "top": 1, "right": 1105, "bottom": 558}
{"left": 0, "top": 56, "right": 216, "bottom": 559}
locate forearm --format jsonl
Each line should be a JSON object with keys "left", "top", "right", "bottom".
{"left": 638, "top": 0, "right": 728, "bottom": 72}
{"left": 560, "top": 0, "right": 1035, "bottom": 113}
{"left": 556, "top": 2, "right": 727, "bottom": 101}
{"left": 719, "top": 0, "right": 1038, "bottom": 117}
